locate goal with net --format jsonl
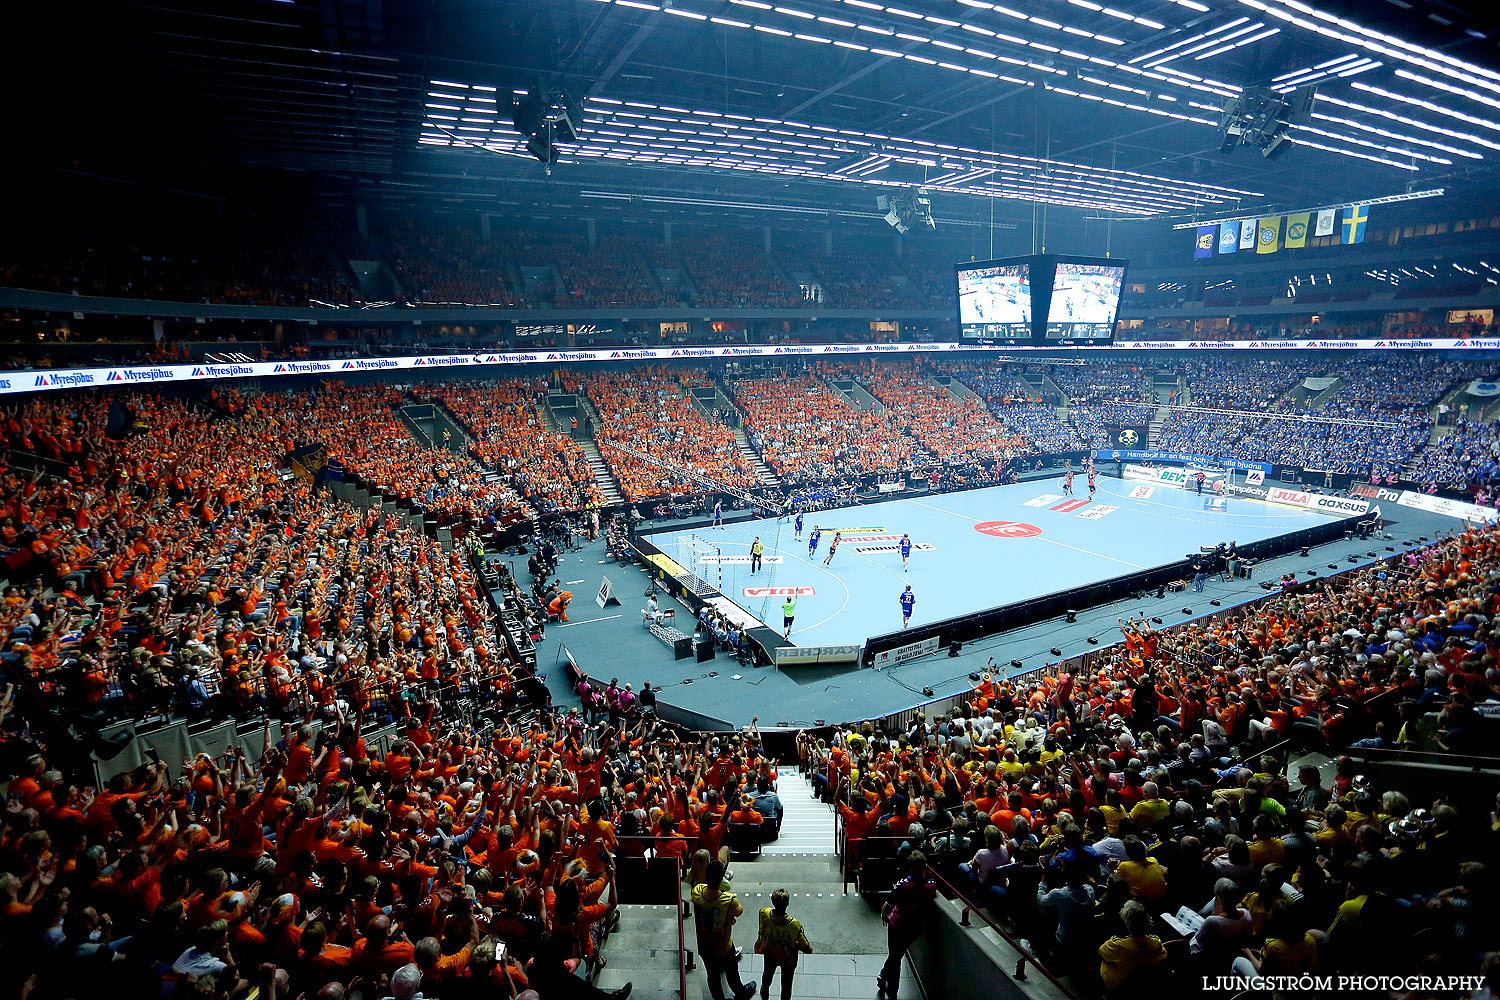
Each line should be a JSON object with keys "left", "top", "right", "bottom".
{"left": 673, "top": 533, "right": 723, "bottom": 597}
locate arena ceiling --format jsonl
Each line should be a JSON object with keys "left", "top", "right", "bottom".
{"left": 23, "top": 0, "right": 1500, "bottom": 226}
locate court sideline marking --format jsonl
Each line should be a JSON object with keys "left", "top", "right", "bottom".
{"left": 907, "top": 497, "right": 1149, "bottom": 570}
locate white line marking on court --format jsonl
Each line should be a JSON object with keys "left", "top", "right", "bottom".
{"left": 777, "top": 549, "right": 851, "bottom": 635}
{"left": 909, "top": 497, "right": 1148, "bottom": 570}
{"left": 564, "top": 579, "right": 585, "bottom": 584}
{"left": 688, "top": 536, "right": 850, "bottom": 637}
{"left": 1096, "top": 482, "right": 1317, "bottom": 521}
{"left": 556, "top": 614, "right": 623, "bottom": 627}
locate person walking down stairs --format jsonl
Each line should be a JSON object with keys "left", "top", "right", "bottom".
{"left": 755, "top": 887, "right": 814, "bottom": 1000}
{"left": 693, "top": 859, "right": 758, "bottom": 1000}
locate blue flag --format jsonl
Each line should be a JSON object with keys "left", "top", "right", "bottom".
{"left": 1218, "top": 221, "right": 1239, "bottom": 254}
{"left": 1343, "top": 204, "right": 1368, "bottom": 244}
{"left": 1194, "top": 225, "right": 1215, "bottom": 258}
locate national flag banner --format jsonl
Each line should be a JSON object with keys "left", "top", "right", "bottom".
{"left": 1343, "top": 204, "right": 1368, "bottom": 244}
{"left": 1239, "top": 221, "right": 1257, "bottom": 250}
{"left": 1194, "top": 225, "right": 1215, "bottom": 258}
{"left": 1315, "top": 208, "right": 1336, "bottom": 237}
{"left": 1218, "top": 221, "right": 1239, "bottom": 254}
{"left": 1256, "top": 216, "right": 1282, "bottom": 255}
{"left": 1284, "top": 213, "right": 1310, "bottom": 249}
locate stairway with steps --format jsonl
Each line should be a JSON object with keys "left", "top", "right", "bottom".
{"left": 596, "top": 765, "right": 925, "bottom": 1000}
{"left": 579, "top": 439, "right": 627, "bottom": 506}
{"left": 598, "top": 902, "right": 695, "bottom": 1000}
{"left": 733, "top": 429, "right": 782, "bottom": 488}
{"left": 721, "top": 766, "right": 923, "bottom": 1000}
{"left": 1147, "top": 403, "right": 1171, "bottom": 448}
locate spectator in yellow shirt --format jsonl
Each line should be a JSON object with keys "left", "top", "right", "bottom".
{"left": 1117, "top": 836, "right": 1169, "bottom": 905}
{"left": 1098, "top": 900, "right": 1167, "bottom": 992}
{"left": 1127, "top": 782, "right": 1171, "bottom": 831}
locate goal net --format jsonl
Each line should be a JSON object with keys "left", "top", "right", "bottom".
{"left": 674, "top": 533, "right": 722, "bottom": 597}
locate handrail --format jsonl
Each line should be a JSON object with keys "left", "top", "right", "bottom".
{"left": 615, "top": 834, "right": 704, "bottom": 858}
{"left": 923, "top": 863, "right": 1085, "bottom": 1000}
{"left": 674, "top": 854, "right": 687, "bottom": 1000}
{"left": 1346, "top": 744, "right": 1500, "bottom": 767}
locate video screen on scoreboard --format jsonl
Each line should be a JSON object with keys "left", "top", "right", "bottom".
{"left": 1045, "top": 259, "right": 1125, "bottom": 340}
{"left": 956, "top": 261, "right": 1031, "bottom": 341}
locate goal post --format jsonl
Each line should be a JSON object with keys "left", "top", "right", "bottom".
{"left": 674, "top": 533, "right": 722, "bottom": 597}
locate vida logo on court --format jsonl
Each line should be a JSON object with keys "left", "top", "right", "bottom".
{"left": 975, "top": 521, "right": 1043, "bottom": 539}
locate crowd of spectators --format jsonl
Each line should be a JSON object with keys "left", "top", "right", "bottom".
{"left": 289, "top": 385, "right": 529, "bottom": 526}
{"left": 1, "top": 222, "right": 355, "bottom": 307}
{"left": 1408, "top": 416, "right": 1500, "bottom": 489}
{"left": 4, "top": 357, "right": 1500, "bottom": 999}
{"left": 859, "top": 366, "right": 1026, "bottom": 466}
{"left": 569, "top": 370, "right": 760, "bottom": 501}
{"left": 411, "top": 380, "right": 604, "bottom": 513}
{"left": 0, "top": 384, "right": 794, "bottom": 998}
{"left": 729, "top": 374, "right": 914, "bottom": 484}
{"left": 382, "top": 225, "right": 524, "bottom": 306}
{"left": 1151, "top": 357, "right": 1498, "bottom": 483}
{"left": 1047, "top": 365, "right": 1150, "bottom": 405}
{"left": 682, "top": 232, "right": 804, "bottom": 310}
{"left": 1071, "top": 404, "right": 1158, "bottom": 450}
{"left": 810, "top": 523, "right": 1500, "bottom": 994}
{"left": 0, "top": 389, "right": 518, "bottom": 726}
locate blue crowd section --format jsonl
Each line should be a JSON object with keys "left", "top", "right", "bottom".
{"left": 643, "top": 475, "right": 1332, "bottom": 649}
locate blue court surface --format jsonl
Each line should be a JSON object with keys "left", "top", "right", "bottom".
{"left": 644, "top": 475, "right": 1339, "bottom": 649}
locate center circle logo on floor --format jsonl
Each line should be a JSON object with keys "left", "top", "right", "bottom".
{"left": 975, "top": 520, "right": 1042, "bottom": 539}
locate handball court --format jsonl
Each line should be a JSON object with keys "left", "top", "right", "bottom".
{"left": 642, "top": 475, "right": 1345, "bottom": 651}
{"left": 536, "top": 485, "right": 1448, "bottom": 729}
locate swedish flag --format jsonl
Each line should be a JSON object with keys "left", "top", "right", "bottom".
{"left": 1342, "top": 204, "right": 1368, "bottom": 245}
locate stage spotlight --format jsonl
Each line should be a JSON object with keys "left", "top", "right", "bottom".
{"left": 1328, "top": 564, "right": 1338, "bottom": 570}
{"left": 1050, "top": 647, "right": 1063, "bottom": 656}
{"left": 1216, "top": 84, "right": 1315, "bottom": 159}
{"left": 969, "top": 672, "right": 982, "bottom": 682}
{"left": 1307, "top": 569, "right": 1318, "bottom": 575}
{"left": 1156, "top": 585, "right": 1166, "bottom": 599}
{"left": 1182, "top": 607, "right": 1192, "bottom": 615}
{"left": 1385, "top": 546, "right": 1395, "bottom": 552}
{"left": 922, "top": 686, "right": 935, "bottom": 697}
{"left": 1367, "top": 551, "right": 1377, "bottom": 557}
{"left": 1010, "top": 659, "right": 1023, "bottom": 669}
{"left": 1065, "top": 610, "right": 1078, "bottom": 623}
{"left": 1087, "top": 636, "right": 1099, "bottom": 645}
{"left": 1300, "top": 546, "right": 1310, "bottom": 557}
{"left": 1348, "top": 554, "right": 1360, "bottom": 563}
{"left": 1151, "top": 617, "right": 1163, "bottom": 625}
{"left": 1419, "top": 535, "right": 1428, "bottom": 541}
{"left": 1260, "top": 582, "right": 1274, "bottom": 590}
{"left": 1210, "top": 600, "right": 1221, "bottom": 606}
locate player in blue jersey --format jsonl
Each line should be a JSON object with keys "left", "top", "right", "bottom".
{"left": 900, "top": 585, "right": 915, "bottom": 629}
{"left": 794, "top": 511, "right": 804, "bottom": 541}
{"left": 899, "top": 533, "right": 913, "bottom": 572}
{"left": 713, "top": 500, "right": 723, "bottom": 529}
{"left": 808, "top": 525, "right": 821, "bottom": 558}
